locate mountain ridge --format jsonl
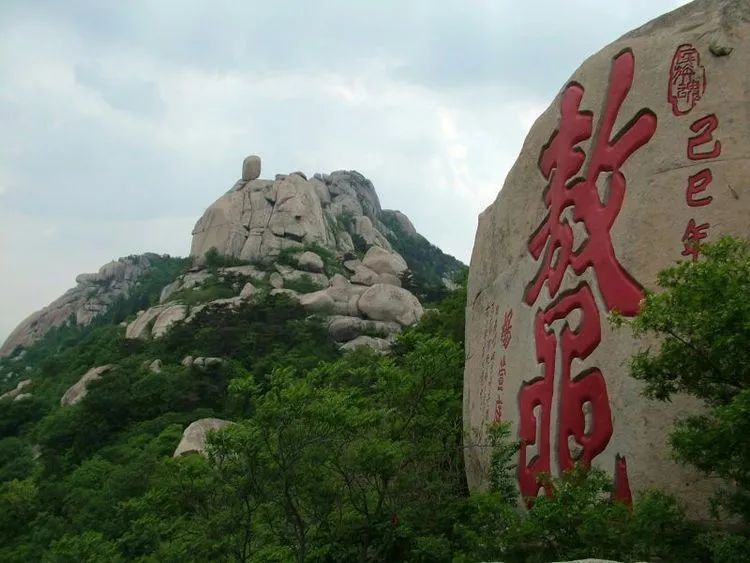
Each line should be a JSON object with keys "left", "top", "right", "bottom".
{"left": 1, "top": 159, "right": 464, "bottom": 358}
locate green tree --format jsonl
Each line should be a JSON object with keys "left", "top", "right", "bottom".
{"left": 613, "top": 236, "right": 750, "bottom": 558}
{"left": 613, "top": 237, "right": 750, "bottom": 520}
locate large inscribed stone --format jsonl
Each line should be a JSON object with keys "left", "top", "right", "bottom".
{"left": 464, "top": 0, "right": 750, "bottom": 513}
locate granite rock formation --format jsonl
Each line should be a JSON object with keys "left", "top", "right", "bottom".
{"left": 464, "top": 0, "right": 750, "bottom": 515}
{"left": 0, "top": 255, "right": 158, "bottom": 357}
{"left": 2, "top": 155, "right": 462, "bottom": 357}
{"left": 173, "top": 418, "right": 233, "bottom": 457}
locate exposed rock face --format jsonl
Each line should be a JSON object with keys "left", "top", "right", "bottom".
{"left": 242, "top": 155, "right": 261, "bottom": 181}
{"left": 297, "top": 251, "right": 324, "bottom": 273}
{"left": 190, "top": 170, "right": 397, "bottom": 263}
{"left": 0, "top": 379, "right": 32, "bottom": 402}
{"left": 358, "top": 284, "right": 423, "bottom": 326}
{"left": 151, "top": 305, "right": 188, "bottom": 338}
{"left": 126, "top": 305, "right": 168, "bottom": 340}
{"left": 1, "top": 255, "right": 157, "bottom": 357}
{"left": 362, "top": 246, "right": 408, "bottom": 278}
{"left": 61, "top": 365, "right": 113, "bottom": 406}
{"left": 340, "top": 335, "right": 393, "bottom": 353}
{"left": 173, "top": 418, "right": 233, "bottom": 457}
{"left": 3, "top": 159, "right": 458, "bottom": 359}
{"left": 464, "top": 0, "right": 749, "bottom": 515}
{"left": 326, "top": 316, "right": 401, "bottom": 342}
{"left": 239, "top": 283, "right": 257, "bottom": 299}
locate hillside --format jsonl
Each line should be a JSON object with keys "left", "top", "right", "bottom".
{"left": 0, "top": 159, "right": 472, "bottom": 561}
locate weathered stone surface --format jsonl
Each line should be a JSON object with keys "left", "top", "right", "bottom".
{"left": 0, "top": 379, "right": 31, "bottom": 402}
{"left": 173, "top": 418, "right": 233, "bottom": 457}
{"left": 181, "top": 356, "right": 194, "bottom": 367}
{"left": 149, "top": 359, "right": 163, "bottom": 374}
{"left": 207, "top": 297, "right": 243, "bottom": 309}
{"left": 326, "top": 315, "right": 401, "bottom": 342}
{"left": 463, "top": 0, "right": 750, "bottom": 515}
{"left": 126, "top": 305, "right": 168, "bottom": 340}
{"left": 375, "top": 273, "right": 401, "bottom": 287}
{"left": 190, "top": 165, "right": 400, "bottom": 265}
{"left": 299, "top": 290, "right": 335, "bottom": 313}
{"left": 275, "top": 264, "right": 329, "bottom": 288}
{"left": 160, "top": 270, "right": 216, "bottom": 304}
{"left": 1, "top": 254, "right": 157, "bottom": 356}
{"left": 192, "top": 357, "right": 224, "bottom": 369}
{"left": 362, "top": 246, "right": 408, "bottom": 277}
{"left": 339, "top": 335, "right": 393, "bottom": 353}
{"left": 358, "top": 284, "right": 423, "bottom": 326}
{"left": 151, "top": 304, "right": 187, "bottom": 338}
{"left": 327, "top": 275, "right": 368, "bottom": 316}
{"left": 221, "top": 265, "right": 264, "bottom": 279}
{"left": 239, "top": 282, "right": 257, "bottom": 299}
{"left": 185, "top": 304, "right": 206, "bottom": 323}
{"left": 242, "top": 155, "right": 261, "bottom": 181}
{"left": 353, "top": 216, "right": 392, "bottom": 250}
{"left": 347, "top": 260, "right": 379, "bottom": 286}
{"left": 297, "top": 251, "right": 325, "bottom": 273}
{"left": 14, "top": 393, "right": 32, "bottom": 402}
{"left": 269, "top": 272, "right": 284, "bottom": 289}
{"left": 271, "top": 288, "right": 300, "bottom": 301}
{"left": 61, "top": 365, "right": 113, "bottom": 406}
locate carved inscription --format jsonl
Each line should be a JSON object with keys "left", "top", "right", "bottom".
{"left": 519, "top": 50, "right": 656, "bottom": 502}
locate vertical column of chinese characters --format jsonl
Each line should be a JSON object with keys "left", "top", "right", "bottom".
{"left": 668, "top": 44, "right": 720, "bottom": 259}
{"left": 493, "top": 309, "right": 513, "bottom": 423}
{"left": 479, "top": 304, "right": 499, "bottom": 422}
{"left": 518, "top": 50, "right": 657, "bottom": 502}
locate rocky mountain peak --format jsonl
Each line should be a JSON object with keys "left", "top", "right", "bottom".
{"left": 190, "top": 156, "right": 396, "bottom": 264}
{"left": 1, "top": 155, "right": 463, "bottom": 358}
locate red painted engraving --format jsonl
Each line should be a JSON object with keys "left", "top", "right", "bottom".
{"left": 681, "top": 218, "right": 710, "bottom": 261}
{"left": 614, "top": 455, "right": 633, "bottom": 504}
{"left": 520, "top": 50, "right": 655, "bottom": 502}
{"left": 519, "top": 284, "right": 614, "bottom": 498}
{"left": 501, "top": 309, "right": 513, "bottom": 350}
{"left": 685, "top": 168, "right": 713, "bottom": 207}
{"left": 493, "top": 356, "right": 507, "bottom": 423}
{"left": 688, "top": 114, "right": 721, "bottom": 161}
{"left": 525, "top": 51, "right": 656, "bottom": 317}
{"left": 668, "top": 44, "right": 706, "bottom": 116}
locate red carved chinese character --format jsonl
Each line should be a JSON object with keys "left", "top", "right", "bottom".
{"left": 494, "top": 357, "right": 507, "bottom": 422}
{"left": 493, "top": 400, "right": 503, "bottom": 423}
{"left": 525, "top": 50, "right": 656, "bottom": 317}
{"left": 501, "top": 309, "right": 513, "bottom": 350}
{"left": 681, "top": 218, "right": 710, "bottom": 260}
{"left": 614, "top": 455, "right": 632, "bottom": 504}
{"left": 668, "top": 44, "right": 706, "bottom": 116}
{"left": 685, "top": 168, "right": 713, "bottom": 207}
{"left": 519, "top": 284, "right": 614, "bottom": 499}
{"left": 520, "top": 50, "right": 653, "bottom": 504}
{"left": 688, "top": 114, "right": 721, "bottom": 161}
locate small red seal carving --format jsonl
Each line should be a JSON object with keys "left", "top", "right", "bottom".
{"left": 668, "top": 44, "right": 706, "bottom": 116}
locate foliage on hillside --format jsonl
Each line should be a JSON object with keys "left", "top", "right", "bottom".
{"left": 0, "top": 249, "right": 745, "bottom": 561}
{"left": 613, "top": 236, "right": 750, "bottom": 558}
{"left": 379, "top": 211, "right": 465, "bottom": 302}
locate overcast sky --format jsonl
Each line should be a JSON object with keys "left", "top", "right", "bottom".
{"left": 0, "top": 0, "right": 690, "bottom": 343}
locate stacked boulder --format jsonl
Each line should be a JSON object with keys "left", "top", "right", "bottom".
{"left": 123, "top": 157, "right": 425, "bottom": 350}
{"left": 1, "top": 158, "right": 434, "bottom": 355}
